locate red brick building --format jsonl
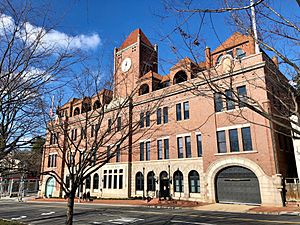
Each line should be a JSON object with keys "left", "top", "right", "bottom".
{"left": 40, "top": 29, "right": 296, "bottom": 206}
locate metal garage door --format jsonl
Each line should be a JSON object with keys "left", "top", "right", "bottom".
{"left": 216, "top": 166, "right": 261, "bottom": 204}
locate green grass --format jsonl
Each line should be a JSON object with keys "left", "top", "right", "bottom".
{"left": 0, "top": 219, "right": 25, "bottom": 225}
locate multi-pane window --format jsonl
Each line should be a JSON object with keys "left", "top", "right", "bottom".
{"left": 108, "top": 171, "right": 112, "bottom": 189}
{"left": 226, "top": 89, "right": 235, "bottom": 110}
{"left": 50, "top": 133, "right": 58, "bottom": 145}
{"left": 107, "top": 146, "right": 111, "bottom": 160}
{"left": 147, "top": 171, "right": 156, "bottom": 192}
{"left": 163, "top": 107, "right": 168, "bottom": 123}
{"left": 217, "top": 131, "right": 227, "bottom": 153}
{"left": 214, "top": 93, "right": 223, "bottom": 112}
{"left": 116, "top": 145, "right": 121, "bottom": 162}
{"left": 241, "top": 127, "right": 253, "bottom": 151}
{"left": 164, "top": 139, "right": 169, "bottom": 159}
{"left": 103, "top": 170, "right": 107, "bottom": 188}
{"left": 48, "top": 154, "right": 57, "bottom": 167}
{"left": 85, "top": 175, "right": 91, "bottom": 189}
{"left": 81, "top": 128, "right": 86, "bottom": 139}
{"left": 185, "top": 136, "right": 192, "bottom": 158}
{"left": 108, "top": 119, "right": 112, "bottom": 133}
{"left": 103, "top": 169, "right": 123, "bottom": 190}
{"left": 229, "top": 129, "right": 239, "bottom": 152}
{"left": 237, "top": 85, "right": 247, "bottom": 107}
{"left": 174, "top": 170, "right": 184, "bottom": 192}
{"left": 183, "top": 102, "right": 189, "bottom": 120}
{"left": 140, "top": 142, "right": 144, "bottom": 161}
{"left": 71, "top": 129, "right": 77, "bottom": 141}
{"left": 177, "top": 137, "right": 183, "bottom": 158}
{"left": 117, "top": 117, "right": 121, "bottom": 131}
{"left": 176, "top": 103, "right": 182, "bottom": 121}
{"left": 95, "top": 124, "right": 100, "bottom": 137}
{"left": 146, "top": 141, "right": 150, "bottom": 160}
{"left": 157, "top": 140, "right": 163, "bottom": 160}
{"left": 93, "top": 174, "right": 99, "bottom": 190}
{"left": 119, "top": 174, "right": 123, "bottom": 189}
{"left": 91, "top": 125, "right": 94, "bottom": 138}
{"left": 140, "top": 112, "right": 144, "bottom": 128}
{"left": 136, "top": 172, "right": 144, "bottom": 191}
{"left": 146, "top": 111, "right": 150, "bottom": 127}
{"left": 157, "top": 109, "right": 162, "bottom": 125}
{"left": 176, "top": 102, "right": 189, "bottom": 121}
{"left": 189, "top": 170, "right": 200, "bottom": 193}
{"left": 113, "top": 174, "right": 118, "bottom": 189}
{"left": 196, "top": 134, "right": 202, "bottom": 157}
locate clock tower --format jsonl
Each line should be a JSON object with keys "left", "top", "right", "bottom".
{"left": 114, "top": 29, "right": 158, "bottom": 98}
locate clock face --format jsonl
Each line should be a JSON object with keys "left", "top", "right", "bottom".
{"left": 121, "top": 57, "right": 132, "bottom": 72}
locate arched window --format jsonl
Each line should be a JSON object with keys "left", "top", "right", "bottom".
{"left": 74, "top": 107, "right": 80, "bottom": 116}
{"left": 85, "top": 175, "right": 91, "bottom": 189}
{"left": 188, "top": 170, "right": 200, "bottom": 193}
{"left": 82, "top": 102, "right": 91, "bottom": 113}
{"left": 173, "top": 71, "right": 187, "bottom": 84}
{"left": 216, "top": 54, "right": 223, "bottom": 65}
{"left": 173, "top": 170, "right": 184, "bottom": 192}
{"left": 93, "top": 173, "right": 99, "bottom": 190}
{"left": 147, "top": 171, "right": 156, "bottom": 191}
{"left": 135, "top": 172, "right": 144, "bottom": 191}
{"left": 93, "top": 100, "right": 101, "bottom": 110}
{"left": 236, "top": 48, "right": 246, "bottom": 59}
{"left": 139, "top": 84, "right": 150, "bottom": 95}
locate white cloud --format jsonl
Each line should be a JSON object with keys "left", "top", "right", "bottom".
{"left": 0, "top": 14, "right": 101, "bottom": 51}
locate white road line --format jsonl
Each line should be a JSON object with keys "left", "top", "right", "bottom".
{"left": 170, "top": 220, "right": 215, "bottom": 225}
{"left": 11, "top": 215, "right": 27, "bottom": 220}
{"left": 41, "top": 211, "right": 55, "bottom": 216}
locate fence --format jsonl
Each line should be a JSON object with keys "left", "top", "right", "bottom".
{"left": 284, "top": 178, "right": 300, "bottom": 202}
{"left": 0, "top": 178, "right": 39, "bottom": 198}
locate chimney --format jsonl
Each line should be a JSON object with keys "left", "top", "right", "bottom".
{"left": 272, "top": 56, "right": 279, "bottom": 68}
{"left": 205, "top": 46, "right": 211, "bottom": 69}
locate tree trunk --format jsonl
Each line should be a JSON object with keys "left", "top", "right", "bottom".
{"left": 66, "top": 194, "right": 75, "bottom": 225}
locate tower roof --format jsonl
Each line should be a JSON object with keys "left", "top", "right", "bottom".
{"left": 119, "top": 28, "right": 152, "bottom": 50}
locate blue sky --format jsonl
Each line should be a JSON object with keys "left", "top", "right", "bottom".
{"left": 35, "top": 0, "right": 298, "bottom": 73}
{"left": 5, "top": 0, "right": 297, "bottom": 102}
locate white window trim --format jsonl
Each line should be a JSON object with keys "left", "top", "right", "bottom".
{"left": 157, "top": 136, "right": 170, "bottom": 141}
{"left": 216, "top": 123, "right": 250, "bottom": 131}
{"left": 139, "top": 139, "right": 151, "bottom": 143}
{"left": 176, "top": 133, "right": 191, "bottom": 138}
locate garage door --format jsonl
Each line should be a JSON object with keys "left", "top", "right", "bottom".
{"left": 216, "top": 166, "right": 261, "bottom": 204}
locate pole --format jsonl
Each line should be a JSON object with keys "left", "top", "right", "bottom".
{"left": 250, "top": 0, "right": 260, "bottom": 54}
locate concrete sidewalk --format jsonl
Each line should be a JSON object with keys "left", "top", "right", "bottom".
{"left": 6, "top": 197, "right": 300, "bottom": 216}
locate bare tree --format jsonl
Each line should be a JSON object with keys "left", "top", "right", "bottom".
{"left": 0, "top": 0, "right": 83, "bottom": 160}
{"left": 41, "top": 58, "right": 163, "bottom": 224}
{"left": 161, "top": 0, "right": 300, "bottom": 138}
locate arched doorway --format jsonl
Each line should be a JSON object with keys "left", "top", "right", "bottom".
{"left": 215, "top": 166, "right": 261, "bottom": 204}
{"left": 159, "top": 171, "right": 169, "bottom": 199}
{"left": 45, "top": 177, "right": 55, "bottom": 198}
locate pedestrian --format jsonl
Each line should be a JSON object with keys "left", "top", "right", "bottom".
{"left": 83, "top": 192, "right": 86, "bottom": 201}
{"left": 87, "top": 191, "right": 90, "bottom": 201}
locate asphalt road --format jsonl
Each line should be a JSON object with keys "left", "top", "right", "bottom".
{"left": 0, "top": 201, "right": 300, "bottom": 225}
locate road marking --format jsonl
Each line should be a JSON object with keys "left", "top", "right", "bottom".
{"left": 11, "top": 215, "right": 27, "bottom": 220}
{"left": 170, "top": 220, "right": 215, "bottom": 225}
{"left": 126, "top": 210, "right": 300, "bottom": 224}
{"left": 41, "top": 211, "right": 55, "bottom": 216}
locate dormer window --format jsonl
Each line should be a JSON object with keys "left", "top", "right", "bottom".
{"left": 236, "top": 48, "right": 246, "bottom": 59}
{"left": 216, "top": 54, "right": 223, "bottom": 65}
{"left": 173, "top": 71, "right": 187, "bottom": 84}
{"left": 139, "top": 84, "right": 150, "bottom": 95}
{"left": 93, "top": 100, "right": 101, "bottom": 110}
{"left": 74, "top": 107, "right": 80, "bottom": 116}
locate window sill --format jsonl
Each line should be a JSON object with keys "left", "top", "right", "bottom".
{"left": 214, "top": 150, "right": 257, "bottom": 156}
